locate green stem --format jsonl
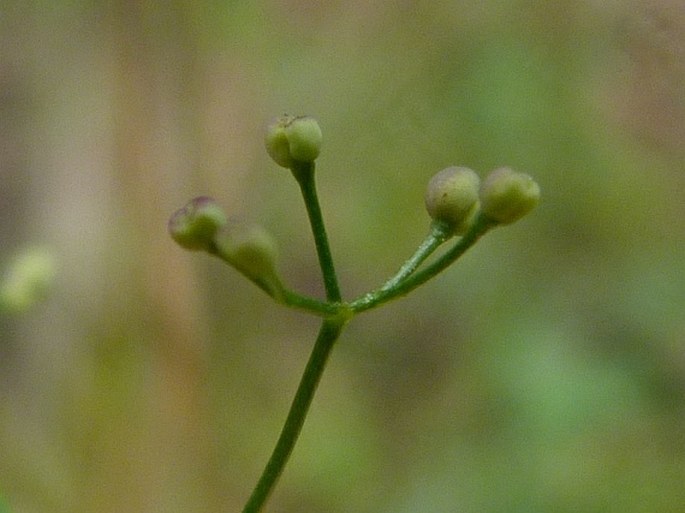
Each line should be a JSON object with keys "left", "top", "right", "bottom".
{"left": 350, "top": 214, "right": 495, "bottom": 313}
{"left": 291, "top": 162, "right": 342, "bottom": 303}
{"left": 209, "top": 242, "right": 341, "bottom": 318}
{"left": 378, "top": 221, "right": 451, "bottom": 292}
{"left": 242, "top": 318, "right": 346, "bottom": 513}
{"left": 280, "top": 289, "right": 341, "bottom": 317}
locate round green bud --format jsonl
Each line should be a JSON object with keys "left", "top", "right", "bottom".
{"left": 285, "top": 116, "right": 322, "bottom": 162}
{"left": 479, "top": 167, "right": 540, "bottom": 224}
{"left": 265, "top": 115, "right": 295, "bottom": 168}
{"left": 425, "top": 166, "right": 481, "bottom": 235}
{"left": 168, "top": 196, "right": 228, "bottom": 251}
{"left": 265, "top": 114, "right": 322, "bottom": 168}
{"left": 0, "top": 247, "right": 56, "bottom": 313}
{"left": 214, "top": 221, "right": 279, "bottom": 286}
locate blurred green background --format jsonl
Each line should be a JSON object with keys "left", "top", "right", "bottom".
{"left": 1, "top": 1, "right": 684, "bottom": 512}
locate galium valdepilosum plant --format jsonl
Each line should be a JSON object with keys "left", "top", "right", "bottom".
{"left": 169, "top": 114, "right": 540, "bottom": 512}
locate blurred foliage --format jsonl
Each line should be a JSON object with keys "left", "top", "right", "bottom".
{"left": 0, "top": 247, "right": 56, "bottom": 313}
{"left": 1, "top": 1, "right": 684, "bottom": 512}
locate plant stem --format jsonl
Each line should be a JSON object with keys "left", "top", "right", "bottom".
{"left": 378, "top": 221, "right": 451, "bottom": 292}
{"left": 210, "top": 242, "right": 341, "bottom": 318}
{"left": 291, "top": 162, "right": 342, "bottom": 303}
{"left": 350, "top": 214, "right": 495, "bottom": 313}
{"left": 280, "top": 289, "right": 341, "bottom": 317}
{"left": 242, "top": 318, "right": 346, "bottom": 513}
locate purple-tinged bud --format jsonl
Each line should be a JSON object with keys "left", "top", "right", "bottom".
{"left": 479, "top": 167, "right": 540, "bottom": 224}
{"left": 425, "top": 166, "right": 481, "bottom": 235}
{"left": 168, "top": 196, "right": 227, "bottom": 251}
{"left": 265, "top": 115, "right": 322, "bottom": 169}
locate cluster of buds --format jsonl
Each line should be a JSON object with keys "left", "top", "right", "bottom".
{"left": 169, "top": 115, "right": 326, "bottom": 298}
{"left": 169, "top": 114, "right": 540, "bottom": 302}
{"left": 425, "top": 165, "right": 540, "bottom": 233}
{"left": 167, "top": 113, "right": 542, "bottom": 513}
{"left": 168, "top": 197, "right": 281, "bottom": 295}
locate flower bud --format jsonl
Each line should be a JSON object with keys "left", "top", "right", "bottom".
{"left": 479, "top": 167, "right": 540, "bottom": 224}
{"left": 168, "top": 196, "right": 227, "bottom": 251}
{"left": 214, "top": 221, "right": 280, "bottom": 288}
{"left": 265, "top": 114, "right": 322, "bottom": 168}
{"left": 424, "top": 166, "right": 481, "bottom": 235}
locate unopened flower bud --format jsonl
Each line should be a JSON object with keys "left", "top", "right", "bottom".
{"left": 425, "top": 166, "right": 481, "bottom": 235}
{"left": 265, "top": 114, "right": 322, "bottom": 168}
{"left": 168, "top": 196, "right": 227, "bottom": 251}
{"left": 214, "top": 222, "right": 280, "bottom": 288}
{"left": 479, "top": 167, "right": 540, "bottom": 224}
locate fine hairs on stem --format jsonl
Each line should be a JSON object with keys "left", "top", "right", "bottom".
{"left": 168, "top": 114, "right": 541, "bottom": 512}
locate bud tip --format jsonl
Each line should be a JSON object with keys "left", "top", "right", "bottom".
{"left": 168, "top": 196, "right": 228, "bottom": 251}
